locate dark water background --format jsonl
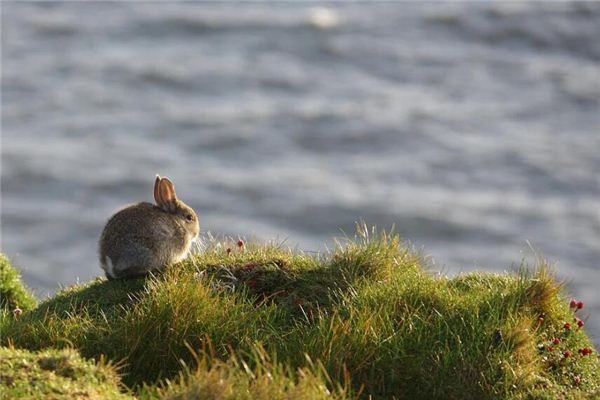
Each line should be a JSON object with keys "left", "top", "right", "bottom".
{"left": 2, "top": 2, "right": 599, "bottom": 340}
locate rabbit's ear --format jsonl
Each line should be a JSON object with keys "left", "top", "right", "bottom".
{"left": 153, "top": 175, "right": 161, "bottom": 206}
{"left": 158, "top": 177, "right": 178, "bottom": 212}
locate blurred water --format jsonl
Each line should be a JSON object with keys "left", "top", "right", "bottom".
{"left": 1, "top": 3, "right": 599, "bottom": 340}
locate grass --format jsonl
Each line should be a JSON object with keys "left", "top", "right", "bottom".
{"left": 1, "top": 224, "right": 599, "bottom": 399}
{"left": 0, "top": 347, "right": 128, "bottom": 399}
{"left": 0, "top": 346, "right": 346, "bottom": 400}
{"left": 138, "top": 346, "right": 350, "bottom": 400}
{"left": 0, "top": 253, "right": 37, "bottom": 312}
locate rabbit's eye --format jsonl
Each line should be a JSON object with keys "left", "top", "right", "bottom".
{"left": 186, "top": 214, "right": 194, "bottom": 222}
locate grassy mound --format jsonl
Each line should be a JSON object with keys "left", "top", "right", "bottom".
{"left": 0, "top": 254, "right": 37, "bottom": 312}
{"left": 0, "top": 347, "right": 128, "bottom": 399}
{"left": 2, "top": 226, "right": 599, "bottom": 399}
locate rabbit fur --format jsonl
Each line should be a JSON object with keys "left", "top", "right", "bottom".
{"left": 99, "top": 175, "right": 199, "bottom": 279}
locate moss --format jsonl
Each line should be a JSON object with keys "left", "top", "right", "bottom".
{"left": 1, "top": 225, "right": 599, "bottom": 399}
{"left": 0, "top": 347, "right": 130, "bottom": 399}
{"left": 0, "top": 253, "right": 37, "bottom": 312}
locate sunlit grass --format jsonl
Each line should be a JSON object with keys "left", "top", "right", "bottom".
{"left": 0, "top": 254, "right": 37, "bottom": 312}
{"left": 1, "top": 224, "right": 598, "bottom": 399}
{"left": 0, "top": 346, "right": 128, "bottom": 399}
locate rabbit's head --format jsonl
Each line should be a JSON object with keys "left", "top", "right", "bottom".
{"left": 154, "top": 175, "right": 199, "bottom": 241}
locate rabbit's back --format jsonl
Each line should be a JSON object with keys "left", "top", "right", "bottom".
{"left": 99, "top": 202, "right": 190, "bottom": 278}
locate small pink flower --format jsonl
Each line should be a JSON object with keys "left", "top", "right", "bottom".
{"left": 570, "top": 299, "right": 578, "bottom": 309}
{"left": 563, "top": 350, "right": 572, "bottom": 358}
{"left": 547, "top": 346, "right": 554, "bottom": 352}
{"left": 574, "top": 375, "right": 581, "bottom": 385}
{"left": 237, "top": 240, "right": 244, "bottom": 248}
{"left": 575, "top": 318, "right": 585, "bottom": 328}
{"left": 551, "top": 337, "right": 561, "bottom": 345}
{"left": 13, "top": 307, "right": 22, "bottom": 317}
{"left": 564, "top": 322, "right": 572, "bottom": 331}
{"left": 576, "top": 301, "right": 584, "bottom": 310}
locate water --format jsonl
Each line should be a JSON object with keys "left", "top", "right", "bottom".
{"left": 2, "top": 2, "right": 599, "bottom": 340}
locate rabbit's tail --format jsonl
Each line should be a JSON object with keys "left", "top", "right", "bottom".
{"left": 101, "top": 256, "right": 116, "bottom": 279}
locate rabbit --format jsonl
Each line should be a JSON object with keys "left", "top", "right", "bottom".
{"left": 99, "top": 175, "right": 199, "bottom": 279}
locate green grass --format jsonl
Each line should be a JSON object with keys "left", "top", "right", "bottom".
{"left": 138, "top": 346, "right": 350, "bottom": 400}
{"left": 0, "top": 346, "right": 345, "bottom": 400}
{"left": 0, "top": 347, "right": 128, "bottom": 399}
{"left": 0, "top": 253, "right": 37, "bottom": 312}
{"left": 1, "top": 224, "right": 599, "bottom": 399}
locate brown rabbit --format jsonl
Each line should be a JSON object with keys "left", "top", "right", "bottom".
{"left": 99, "top": 175, "right": 199, "bottom": 279}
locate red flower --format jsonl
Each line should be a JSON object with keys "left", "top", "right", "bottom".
{"left": 574, "top": 375, "right": 581, "bottom": 385}
{"left": 13, "top": 307, "right": 22, "bottom": 317}
{"left": 576, "top": 301, "right": 584, "bottom": 310}
{"left": 563, "top": 350, "right": 572, "bottom": 358}
{"left": 237, "top": 240, "right": 244, "bottom": 248}
{"left": 551, "top": 337, "right": 561, "bottom": 345}
{"left": 570, "top": 299, "right": 578, "bottom": 309}
{"left": 579, "top": 347, "right": 593, "bottom": 356}
{"left": 576, "top": 318, "right": 585, "bottom": 328}
{"left": 547, "top": 346, "right": 554, "bottom": 352}
{"left": 564, "top": 322, "right": 572, "bottom": 331}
